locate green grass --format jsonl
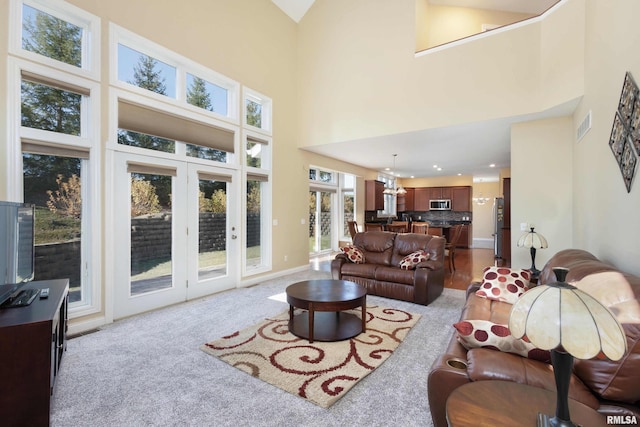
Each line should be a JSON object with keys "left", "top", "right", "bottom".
{"left": 34, "top": 206, "right": 80, "bottom": 244}
{"left": 131, "top": 246, "right": 262, "bottom": 280}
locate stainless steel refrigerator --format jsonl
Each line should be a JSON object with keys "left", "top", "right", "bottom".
{"left": 493, "top": 197, "right": 504, "bottom": 259}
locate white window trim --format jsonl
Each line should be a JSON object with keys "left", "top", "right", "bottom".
{"left": 242, "top": 86, "right": 272, "bottom": 135}
{"left": 6, "top": 57, "right": 102, "bottom": 319}
{"left": 109, "top": 23, "right": 240, "bottom": 124}
{"left": 9, "top": 0, "right": 101, "bottom": 81}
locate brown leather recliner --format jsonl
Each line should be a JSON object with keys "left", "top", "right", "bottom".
{"left": 427, "top": 249, "right": 640, "bottom": 427}
{"left": 331, "top": 231, "right": 445, "bottom": 305}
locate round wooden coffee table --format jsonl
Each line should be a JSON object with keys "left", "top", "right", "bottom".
{"left": 446, "top": 380, "right": 608, "bottom": 426}
{"left": 285, "top": 279, "right": 367, "bottom": 343}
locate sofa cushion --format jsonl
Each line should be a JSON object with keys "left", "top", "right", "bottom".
{"left": 340, "top": 262, "right": 377, "bottom": 279}
{"left": 391, "top": 233, "right": 434, "bottom": 266}
{"left": 475, "top": 267, "right": 530, "bottom": 304}
{"left": 374, "top": 265, "right": 416, "bottom": 286}
{"left": 352, "top": 231, "right": 395, "bottom": 266}
{"left": 399, "top": 250, "right": 430, "bottom": 270}
{"left": 340, "top": 244, "right": 365, "bottom": 264}
{"left": 454, "top": 319, "right": 550, "bottom": 362}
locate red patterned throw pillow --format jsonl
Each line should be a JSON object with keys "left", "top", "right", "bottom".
{"left": 341, "top": 244, "right": 365, "bottom": 264}
{"left": 398, "top": 250, "right": 430, "bottom": 270}
{"left": 454, "top": 319, "right": 550, "bottom": 362}
{"left": 475, "top": 266, "right": 530, "bottom": 304}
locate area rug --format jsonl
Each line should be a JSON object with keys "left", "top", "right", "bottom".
{"left": 201, "top": 304, "right": 421, "bottom": 408}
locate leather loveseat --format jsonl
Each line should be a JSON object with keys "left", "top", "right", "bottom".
{"left": 427, "top": 249, "right": 640, "bottom": 427}
{"left": 331, "top": 231, "right": 445, "bottom": 306}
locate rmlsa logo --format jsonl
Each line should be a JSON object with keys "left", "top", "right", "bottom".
{"left": 607, "top": 415, "right": 638, "bottom": 425}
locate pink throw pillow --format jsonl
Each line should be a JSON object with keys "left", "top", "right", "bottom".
{"left": 475, "top": 266, "right": 530, "bottom": 304}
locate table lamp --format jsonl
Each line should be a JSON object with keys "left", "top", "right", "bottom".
{"left": 509, "top": 267, "right": 627, "bottom": 427}
{"left": 517, "top": 226, "right": 548, "bottom": 279}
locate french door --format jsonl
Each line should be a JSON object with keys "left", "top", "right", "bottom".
{"left": 309, "top": 190, "right": 334, "bottom": 255}
{"left": 113, "top": 153, "right": 238, "bottom": 319}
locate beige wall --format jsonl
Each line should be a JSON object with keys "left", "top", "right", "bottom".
{"left": 570, "top": 0, "right": 640, "bottom": 273}
{"left": 511, "top": 117, "right": 574, "bottom": 271}
{"left": 416, "top": 2, "right": 536, "bottom": 51}
{"left": 297, "top": 0, "right": 585, "bottom": 151}
{"left": 471, "top": 180, "right": 500, "bottom": 246}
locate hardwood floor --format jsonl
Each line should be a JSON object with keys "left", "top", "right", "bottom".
{"left": 311, "top": 247, "right": 501, "bottom": 292}
{"left": 445, "top": 248, "right": 499, "bottom": 291}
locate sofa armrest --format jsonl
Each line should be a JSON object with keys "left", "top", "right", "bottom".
{"left": 466, "top": 281, "right": 482, "bottom": 298}
{"left": 466, "top": 348, "right": 600, "bottom": 410}
{"left": 330, "top": 256, "right": 347, "bottom": 279}
{"left": 428, "top": 353, "right": 472, "bottom": 427}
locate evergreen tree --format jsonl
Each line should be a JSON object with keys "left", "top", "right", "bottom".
{"left": 131, "top": 55, "right": 167, "bottom": 95}
{"left": 118, "top": 54, "right": 174, "bottom": 158}
{"left": 185, "top": 76, "right": 225, "bottom": 161}
{"left": 246, "top": 100, "right": 262, "bottom": 128}
{"left": 187, "top": 77, "right": 212, "bottom": 111}
{"left": 20, "top": 7, "right": 83, "bottom": 205}
{"left": 22, "top": 6, "right": 82, "bottom": 67}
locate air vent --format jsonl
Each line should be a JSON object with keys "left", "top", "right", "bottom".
{"left": 577, "top": 110, "right": 592, "bottom": 142}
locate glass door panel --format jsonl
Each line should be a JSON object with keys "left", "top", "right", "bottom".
{"left": 187, "top": 164, "right": 237, "bottom": 299}
{"left": 113, "top": 153, "right": 187, "bottom": 319}
{"left": 320, "top": 191, "right": 332, "bottom": 251}
{"left": 129, "top": 173, "right": 173, "bottom": 296}
{"left": 309, "top": 191, "right": 318, "bottom": 253}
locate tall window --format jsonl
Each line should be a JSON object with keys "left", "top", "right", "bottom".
{"left": 9, "top": 0, "right": 101, "bottom": 316}
{"left": 341, "top": 174, "right": 355, "bottom": 239}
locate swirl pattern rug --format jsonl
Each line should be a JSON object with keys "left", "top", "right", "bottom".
{"left": 201, "top": 304, "right": 421, "bottom": 408}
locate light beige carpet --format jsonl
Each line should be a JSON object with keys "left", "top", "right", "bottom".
{"left": 201, "top": 305, "right": 421, "bottom": 408}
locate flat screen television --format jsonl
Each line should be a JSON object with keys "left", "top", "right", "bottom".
{"left": 0, "top": 201, "right": 35, "bottom": 306}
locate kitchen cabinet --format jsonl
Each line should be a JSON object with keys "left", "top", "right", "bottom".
{"left": 428, "top": 187, "right": 452, "bottom": 201}
{"left": 451, "top": 186, "right": 471, "bottom": 212}
{"left": 396, "top": 188, "right": 414, "bottom": 212}
{"left": 365, "top": 180, "right": 384, "bottom": 211}
{"left": 428, "top": 227, "right": 443, "bottom": 236}
{"left": 414, "top": 188, "right": 430, "bottom": 211}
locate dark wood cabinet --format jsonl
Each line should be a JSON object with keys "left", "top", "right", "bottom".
{"left": 0, "top": 279, "right": 69, "bottom": 426}
{"left": 365, "top": 180, "right": 384, "bottom": 211}
{"left": 396, "top": 187, "right": 414, "bottom": 212}
{"left": 414, "top": 188, "right": 430, "bottom": 211}
{"left": 428, "top": 187, "right": 451, "bottom": 201}
{"left": 428, "top": 227, "right": 443, "bottom": 236}
{"left": 451, "top": 186, "right": 471, "bottom": 212}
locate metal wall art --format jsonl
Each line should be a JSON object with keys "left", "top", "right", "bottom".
{"left": 610, "top": 72, "right": 639, "bottom": 192}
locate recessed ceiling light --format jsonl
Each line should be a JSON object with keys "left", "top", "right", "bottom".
{"left": 437, "top": 167, "right": 442, "bottom": 171}
{"left": 489, "top": 164, "right": 495, "bottom": 168}
{"left": 457, "top": 173, "right": 462, "bottom": 176}
{"left": 385, "top": 167, "right": 391, "bottom": 171}
{"left": 433, "top": 165, "right": 438, "bottom": 168}
{"left": 410, "top": 175, "right": 415, "bottom": 178}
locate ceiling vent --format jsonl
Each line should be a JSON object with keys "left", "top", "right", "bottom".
{"left": 577, "top": 110, "right": 592, "bottom": 142}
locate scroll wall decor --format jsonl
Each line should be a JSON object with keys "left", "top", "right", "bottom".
{"left": 609, "top": 71, "right": 639, "bottom": 192}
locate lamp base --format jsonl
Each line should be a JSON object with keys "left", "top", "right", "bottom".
{"left": 537, "top": 413, "right": 579, "bottom": 427}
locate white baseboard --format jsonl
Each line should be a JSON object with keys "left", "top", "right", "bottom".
{"left": 68, "top": 315, "right": 108, "bottom": 336}
{"left": 473, "top": 238, "right": 494, "bottom": 249}
{"left": 239, "top": 264, "right": 310, "bottom": 288}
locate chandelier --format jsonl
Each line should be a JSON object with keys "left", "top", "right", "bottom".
{"left": 383, "top": 154, "right": 407, "bottom": 195}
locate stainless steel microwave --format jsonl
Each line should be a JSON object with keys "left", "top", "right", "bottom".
{"left": 429, "top": 199, "right": 451, "bottom": 210}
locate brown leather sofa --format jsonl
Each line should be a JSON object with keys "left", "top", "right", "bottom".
{"left": 427, "top": 249, "right": 640, "bottom": 427}
{"left": 331, "top": 231, "right": 445, "bottom": 305}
